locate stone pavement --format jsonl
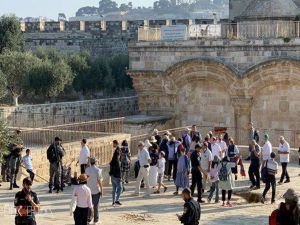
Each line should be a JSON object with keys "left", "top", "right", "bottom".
{"left": 0, "top": 162, "right": 299, "bottom": 225}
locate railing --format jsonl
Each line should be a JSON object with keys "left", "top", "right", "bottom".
{"left": 44, "top": 117, "right": 125, "bottom": 133}
{"left": 138, "top": 21, "right": 300, "bottom": 41}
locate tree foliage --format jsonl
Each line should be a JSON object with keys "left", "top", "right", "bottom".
{"left": 0, "top": 15, "right": 24, "bottom": 53}
{"left": 98, "top": 0, "right": 118, "bottom": 13}
{"left": 0, "top": 120, "right": 11, "bottom": 164}
{"left": 0, "top": 51, "right": 41, "bottom": 105}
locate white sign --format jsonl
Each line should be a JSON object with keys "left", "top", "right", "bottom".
{"left": 161, "top": 25, "right": 188, "bottom": 41}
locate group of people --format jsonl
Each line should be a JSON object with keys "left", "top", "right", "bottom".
{"left": 4, "top": 123, "right": 300, "bottom": 225}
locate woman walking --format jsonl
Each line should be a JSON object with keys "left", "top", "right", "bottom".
{"left": 109, "top": 150, "right": 123, "bottom": 206}
{"left": 174, "top": 148, "right": 190, "bottom": 195}
{"left": 120, "top": 140, "right": 131, "bottom": 186}
{"left": 149, "top": 145, "right": 159, "bottom": 188}
{"left": 218, "top": 156, "right": 234, "bottom": 207}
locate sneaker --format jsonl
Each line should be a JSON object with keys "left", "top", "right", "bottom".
{"left": 249, "top": 185, "right": 255, "bottom": 189}
{"left": 284, "top": 180, "right": 290, "bottom": 183}
{"left": 164, "top": 187, "right": 168, "bottom": 193}
{"left": 235, "top": 175, "right": 238, "bottom": 181}
{"left": 115, "top": 201, "right": 122, "bottom": 206}
{"left": 49, "top": 189, "right": 52, "bottom": 194}
{"left": 94, "top": 221, "right": 102, "bottom": 225}
{"left": 125, "top": 180, "right": 129, "bottom": 184}
{"left": 226, "top": 201, "right": 233, "bottom": 207}
{"left": 13, "top": 184, "right": 19, "bottom": 188}
{"left": 271, "top": 200, "right": 275, "bottom": 204}
{"left": 173, "top": 191, "right": 179, "bottom": 195}
{"left": 215, "top": 200, "right": 220, "bottom": 204}
{"left": 260, "top": 196, "right": 265, "bottom": 204}
{"left": 222, "top": 202, "right": 225, "bottom": 206}
{"left": 278, "top": 182, "right": 283, "bottom": 185}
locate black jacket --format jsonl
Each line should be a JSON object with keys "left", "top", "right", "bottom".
{"left": 180, "top": 198, "right": 201, "bottom": 225}
{"left": 109, "top": 159, "right": 121, "bottom": 178}
{"left": 47, "top": 143, "right": 65, "bottom": 164}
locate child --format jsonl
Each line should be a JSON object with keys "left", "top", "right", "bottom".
{"left": 207, "top": 159, "right": 220, "bottom": 203}
{"left": 154, "top": 151, "right": 168, "bottom": 194}
{"left": 21, "top": 149, "right": 35, "bottom": 183}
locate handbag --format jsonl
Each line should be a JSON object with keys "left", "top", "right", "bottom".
{"left": 261, "top": 160, "right": 268, "bottom": 183}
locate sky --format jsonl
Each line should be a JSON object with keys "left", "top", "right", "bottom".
{"left": 0, "top": 0, "right": 154, "bottom": 20}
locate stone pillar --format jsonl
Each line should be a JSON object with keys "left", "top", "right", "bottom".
{"left": 231, "top": 96, "right": 253, "bottom": 145}
{"left": 60, "top": 21, "right": 65, "bottom": 32}
{"left": 166, "top": 19, "right": 172, "bottom": 26}
{"left": 80, "top": 21, "right": 85, "bottom": 31}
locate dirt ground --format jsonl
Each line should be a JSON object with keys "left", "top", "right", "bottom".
{"left": 0, "top": 162, "right": 299, "bottom": 225}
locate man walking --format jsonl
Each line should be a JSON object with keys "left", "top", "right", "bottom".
{"left": 86, "top": 157, "right": 103, "bottom": 225}
{"left": 249, "top": 139, "right": 261, "bottom": 189}
{"left": 200, "top": 142, "right": 212, "bottom": 192}
{"left": 77, "top": 139, "right": 90, "bottom": 174}
{"left": 190, "top": 144, "right": 204, "bottom": 203}
{"left": 177, "top": 188, "right": 201, "bottom": 225}
{"left": 167, "top": 137, "right": 180, "bottom": 181}
{"left": 14, "top": 177, "right": 40, "bottom": 225}
{"left": 278, "top": 136, "right": 290, "bottom": 185}
{"left": 134, "top": 141, "right": 151, "bottom": 197}
{"left": 262, "top": 134, "right": 272, "bottom": 168}
{"left": 47, "top": 137, "right": 65, "bottom": 193}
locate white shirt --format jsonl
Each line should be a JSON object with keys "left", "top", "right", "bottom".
{"left": 262, "top": 140, "right": 272, "bottom": 160}
{"left": 217, "top": 140, "right": 227, "bottom": 158}
{"left": 79, "top": 145, "right": 90, "bottom": 165}
{"left": 157, "top": 158, "right": 166, "bottom": 174}
{"left": 138, "top": 147, "right": 151, "bottom": 167}
{"left": 86, "top": 165, "right": 102, "bottom": 195}
{"left": 278, "top": 142, "right": 290, "bottom": 163}
{"left": 211, "top": 143, "right": 222, "bottom": 159}
{"left": 72, "top": 184, "right": 93, "bottom": 208}
{"left": 22, "top": 155, "right": 33, "bottom": 170}
{"left": 266, "top": 159, "right": 278, "bottom": 174}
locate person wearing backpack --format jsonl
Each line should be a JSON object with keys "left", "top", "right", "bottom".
{"left": 261, "top": 152, "right": 278, "bottom": 204}
{"left": 218, "top": 156, "right": 234, "bottom": 207}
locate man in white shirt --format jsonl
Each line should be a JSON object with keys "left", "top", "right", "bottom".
{"left": 278, "top": 136, "right": 290, "bottom": 184}
{"left": 86, "top": 157, "right": 103, "bottom": 225}
{"left": 134, "top": 141, "right": 151, "bottom": 197}
{"left": 217, "top": 135, "right": 227, "bottom": 159}
{"left": 21, "top": 149, "right": 35, "bottom": 183}
{"left": 77, "top": 139, "right": 91, "bottom": 174}
{"left": 261, "top": 134, "right": 272, "bottom": 168}
{"left": 200, "top": 142, "right": 213, "bottom": 191}
{"left": 211, "top": 137, "right": 222, "bottom": 160}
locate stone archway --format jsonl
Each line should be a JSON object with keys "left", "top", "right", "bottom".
{"left": 244, "top": 59, "right": 300, "bottom": 146}
{"left": 164, "top": 59, "right": 238, "bottom": 128}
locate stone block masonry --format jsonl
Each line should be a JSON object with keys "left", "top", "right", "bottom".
{"left": 0, "top": 96, "right": 139, "bottom": 128}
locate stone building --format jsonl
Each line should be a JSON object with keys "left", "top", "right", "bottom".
{"left": 128, "top": 0, "right": 300, "bottom": 146}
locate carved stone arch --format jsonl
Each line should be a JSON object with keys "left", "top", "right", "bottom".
{"left": 163, "top": 58, "right": 240, "bottom": 96}
{"left": 243, "top": 58, "right": 300, "bottom": 96}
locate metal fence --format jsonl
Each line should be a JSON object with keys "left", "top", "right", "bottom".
{"left": 44, "top": 117, "right": 125, "bottom": 133}
{"left": 138, "top": 21, "right": 300, "bottom": 41}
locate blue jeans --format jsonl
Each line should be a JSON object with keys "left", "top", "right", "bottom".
{"left": 111, "top": 176, "right": 122, "bottom": 203}
{"left": 208, "top": 181, "right": 219, "bottom": 201}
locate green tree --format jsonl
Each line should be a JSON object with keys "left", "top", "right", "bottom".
{"left": 0, "top": 15, "right": 24, "bottom": 53}
{"left": 99, "top": 0, "right": 118, "bottom": 13}
{"left": 110, "top": 54, "right": 132, "bottom": 91}
{"left": 27, "top": 59, "right": 73, "bottom": 98}
{"left": 0, "top": 51, "right": 40, "bottom": 106}
{"left": 0, "top": 71, "right": 7, "bottom": 99}
{"left": 89, "top": 56, "right": 112, "bottom": 92}
{"left": 0, "top": 120, "right": 11, "bottom": 164}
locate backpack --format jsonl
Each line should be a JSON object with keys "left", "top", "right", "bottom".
{"left": 254, "top": 130, "right": 260, "bottom": 143}
{"left": 219, "top": 162, "right": 229, "bottom": 181}
{"left": 269, "top": 209, "right": 278, "bottom": 225}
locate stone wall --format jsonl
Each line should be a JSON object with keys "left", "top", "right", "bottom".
{"left": 128, "top": 39, "right": 300, "bottom": 147}
{"left": 1, "top": 96, "right": 138, "bottom": 128}
{"left": 20, "top": 133, "right": 131, "bottom": 185}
